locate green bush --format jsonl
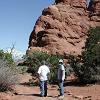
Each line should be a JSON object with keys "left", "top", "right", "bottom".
{"left": 24, "top": 51, "right": 63, "bottom": 84}
{"left": 82, "top": 26, "right": 100, "bottom": 83}
{"left": 0, "top": 60, "right": 19, "bottom": 92}
{"left": 69, "top": 26, "right": 100, "bottom": 84}
{"left": 24, "top": 51, "right": 49, "bottom": 74}
{"left": 0, "top": 49, "right": 14, "bottom": 64}
{"left": 49, "top": 66, "right": 58, "bottom": 84}
{"left": 69, "top": 55, "right": 86, "bottom": 83}
{"left": 47, "top": 55, "right": 60, "bottom": 84}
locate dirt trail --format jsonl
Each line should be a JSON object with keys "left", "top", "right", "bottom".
{"left": 0, "top": 73, "right": 100, "bottom": 100}
{"left": 10, "top": 74, "right": 72, "bottom": 100}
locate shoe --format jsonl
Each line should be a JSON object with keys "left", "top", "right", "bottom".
{"left": 40, "top": 94, "right": 47, "bottom": 97}
{"left": 58, "top": 95, "right": 60, "bottom": 97}
{"left": 58, "top": 95, "right": 64, "bottom": 99}
{"left": 40, "top": 95, "right": 44, "bottom": 97}
{"left": 44, "top": 95, "right": 47, "bottom": 97}
{"left": 39, "top": 94, "right": 44, "bottom": 97}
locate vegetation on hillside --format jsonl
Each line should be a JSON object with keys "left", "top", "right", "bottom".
{"left": 24, "top": 51, "right": 63, "bottom": 84}
{"left": 69, "top": 26, "right": 100, "bottom": 84}
{"left": 0, "top": 26, "right": 98, "bottom": 91}
{"left": 24, "top": 27, "right": 100, "bottom": 84}
{"left": 0, "top": 50, "right": 19, "bottom": 92}
{"left": 82, "top": 26, "right": 100, "bottom": 83}
{"left": 0, "top": 49, "right": 14, "bottom": 64}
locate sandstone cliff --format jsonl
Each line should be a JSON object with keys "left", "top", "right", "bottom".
{"left": 28, "top": 0, "right": 100, "bottom": 55}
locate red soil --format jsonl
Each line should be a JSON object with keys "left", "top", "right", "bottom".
{"left": 0, "top": 73, "right": 100, "bottom": 100}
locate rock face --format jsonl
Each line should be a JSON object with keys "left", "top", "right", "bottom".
{"left": 28, "top": 0, "right": 100, "bottom": 55}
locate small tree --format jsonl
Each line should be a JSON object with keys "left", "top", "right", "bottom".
{"left": 70, "top": 26, "right": 100, "bottom": 84}
{"left": 0, "top": 49, "right": 14, "bottom": 64}
{"left": 82, "top": 26, "right": 100, "bottom": 83}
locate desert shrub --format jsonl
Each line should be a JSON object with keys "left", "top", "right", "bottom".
{"left": 49, "top": 66, "right": 58, "bottom": 84}
{"left": 0, "top": 49, "right": 14, "bottom": 64}
{"left": 24, "top": 51, "right": 63, "bottom": 84}
{"left": 0, "top": 59, "right": 19, "bottom": 92}
{"left": 82, "top": 26, "right": 100, "bottom": 83}
{"left": 69, "top": 26, "right": 100, "bottom": 84}
{"left": 0, "top": 49, "right": 19, "bottom": 74}
{"left": 24, "top": 51, "right": 50, "bottom": 74}
{"left": 69, "top": 55, "right": 86, "bottom": 83}
{"left": 47, "top": 54, "right": 61, "bottom": 84}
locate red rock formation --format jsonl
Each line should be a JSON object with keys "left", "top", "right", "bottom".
{"left": 28, "top": 0, "right": 100, "bottom": 55}
{"left": 88, "top": 0, "right": 100, "bottom": 22}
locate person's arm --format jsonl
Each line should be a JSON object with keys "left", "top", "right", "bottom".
{"left": 61, "top": 65, "right": 65, "bottom": 81}
{"left": 62, "top": 70, "right": 65, "bottom": 80}
{"left": 37, "top": 67, "right": 41, "bottom": 79}
{"left": 47, "top": 67, "right": 50, "bottom": 81}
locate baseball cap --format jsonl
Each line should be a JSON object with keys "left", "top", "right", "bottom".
{"left": 59, "top": 59, "right": 63, "bottom": 63}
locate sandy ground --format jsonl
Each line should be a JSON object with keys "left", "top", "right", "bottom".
{"left": 0, "top": 73, "right": 100, "bottom": 100}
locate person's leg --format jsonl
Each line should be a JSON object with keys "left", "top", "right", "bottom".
{"left": 59, "top": 81, "right": 64, "bottom": 96}
{"left": 39, "top": 81, "right": 44, "bottom": 96}
{"left": 44, "top": 81, "right": 47, "bottom": 97}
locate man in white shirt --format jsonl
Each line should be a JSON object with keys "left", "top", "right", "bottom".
{"left": 37, "top": 60, "right": 50, "bottom": 97}
{"left": 57, "top": 59, "right": 65, "bottom": 99}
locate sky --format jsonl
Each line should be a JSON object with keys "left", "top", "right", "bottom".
{"left": 0, "top": 0, "right": 54, "bottom": 54}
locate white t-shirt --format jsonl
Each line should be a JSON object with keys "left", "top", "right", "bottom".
{"left": 57, "top": 64, "right": 65, "bottom": 80}
{"left": 38, "top": 65, "right": 50, "bottom": 81}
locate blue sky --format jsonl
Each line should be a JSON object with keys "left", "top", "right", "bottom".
{"left": 0, "top": 0, "right": 54, "bottom": 53}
